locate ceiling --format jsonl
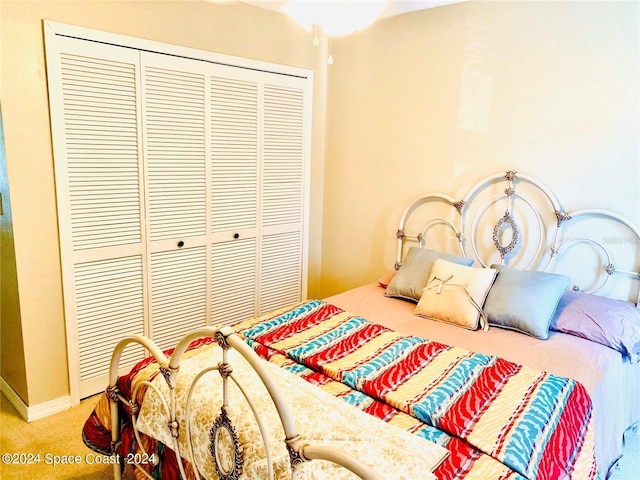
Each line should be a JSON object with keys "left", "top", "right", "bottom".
{"left": 240, "top": 1, "right": 463, "bottom": 21}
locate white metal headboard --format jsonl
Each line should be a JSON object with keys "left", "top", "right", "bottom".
{"left": 395, "top": 170, "right": 640, "bottom": 303}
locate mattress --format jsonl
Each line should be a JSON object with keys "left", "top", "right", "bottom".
{"left": 324, "top": 282, "right": 640, "bottom": 479}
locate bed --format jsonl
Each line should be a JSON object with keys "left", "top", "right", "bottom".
{"left": 83, "top": 170, "right": 640, "bottom": 480}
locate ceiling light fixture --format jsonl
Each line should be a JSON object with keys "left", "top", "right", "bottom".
{"left": 281, "top": 0, "right": 388, "bottom": 37}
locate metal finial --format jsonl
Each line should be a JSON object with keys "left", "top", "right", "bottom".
{"left": 505, "top": 170, "right": 518, "bottom": 181}
{"left": 453, "top": 200, "right": 466, "bottom": 215}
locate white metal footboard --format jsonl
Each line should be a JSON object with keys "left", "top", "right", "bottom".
{"left": 106, "top": 326, "right": 384, "bottom": 480}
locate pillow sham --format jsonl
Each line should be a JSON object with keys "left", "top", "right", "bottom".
{"left": 385, "top": 247, "right": 474, "bottom": 302}
{"left": 414, "top": 259, "right": 497, "bottom": 330}
{"left": 550, "top": 291, "right": 640, "bottom": 363}
{"left": 377, "top": 272, "right": 395, "bottom": 289}
{"left": 484, "top": 265, "right": 570, "bottom": 340}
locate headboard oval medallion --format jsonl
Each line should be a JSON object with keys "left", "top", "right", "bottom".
{"left": 492, "top": 211, "right": 520, "bottom": 259}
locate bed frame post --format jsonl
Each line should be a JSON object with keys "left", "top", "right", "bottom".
{"left": 108, "top": 335, "right": 169, "bottom": 480}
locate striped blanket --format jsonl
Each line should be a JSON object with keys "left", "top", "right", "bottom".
{"left": 233, "top": 300, "right": 599, "bottom": 480}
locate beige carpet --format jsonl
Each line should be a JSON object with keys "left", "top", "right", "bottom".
{"left": 0, "top": 393, "right": 135, "bottom": 480}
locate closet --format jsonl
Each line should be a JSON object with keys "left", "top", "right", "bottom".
{"left": 45, "top": 23, "right": 312, "bottom": 400}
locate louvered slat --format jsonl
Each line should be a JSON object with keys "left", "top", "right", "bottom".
{"left": 150, "top": 247, "right": 207, "bottom": 351}
{"left": 262, "top": 84, "right": 305, "bottom": 227}
{"left": 75, "top": 257, "right": 145, "bottom": 381}
{"left": 259, "top": 231, "right": 302, "bottom": 314}
{"left": 211, "top": 238, "right": 257, "bottom": 326}
{"left": 60, "top": 53, "right": 142, "bottom": 250}
{"left": 211, "top": 77, "right": 259, "bottom": 233}
{"left": 144, "top": 66, "right": 206, "bottom": 241}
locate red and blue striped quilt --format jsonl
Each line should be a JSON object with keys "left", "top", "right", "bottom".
{"left": 233, "top": 300, "right": 599, "bottom": 480}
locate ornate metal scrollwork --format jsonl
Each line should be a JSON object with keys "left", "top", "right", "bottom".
{"left": 210, "top": 407, "right": 244, "bottom": 480}
{"left": 492, "top": 211, "right": 520, "bottom": 258}
{"left": 160, "top": 365, "right": 179, "bottom": 389}
{"left": 217, "top": 361, "right": 233, "bottom": 379}
{"left": 453, "top": 200, "right": 466, "bottom": 215}
{"left": 215, "top": 331, "right": 231, "bottom": 350}
{"left": 286, "top": 434, "right": 306, "bottom": 470}
{"left": 287, "top": 445, "right": 305, "bottom": 470}
{"left": 168, "top": 420, "right": 179, "bottom": 438}
{"left": 555, "top": 210, "right": 572, "bottom": 227}
{"left": 128, "top": 401, "right": 139, "bottom": 415}
{"left": 106, "top": 384, "right": 119, "bottom": 402}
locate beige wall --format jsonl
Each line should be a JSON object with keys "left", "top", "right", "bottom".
{"left": 0, "top": 0, "right": 328, "bottom": 406}
{"left": 321, "top": 0, "right": 639, "bottom": 296}
{"left": 1, "top": 108, "right": 29, "bottom": 402}
{"left": 2, "top": 0, "right": 638, "bottom": 408}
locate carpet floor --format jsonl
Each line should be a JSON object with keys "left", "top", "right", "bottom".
{"left": 0, "top": 394, "right": 135, "bottom": 479}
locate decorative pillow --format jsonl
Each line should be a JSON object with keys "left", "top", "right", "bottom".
{"left": 385, "top": 247, "right": 474, "bottom": 302}
{"left": 414, "top": 259, "right": 497, "bottom": 330}
{"left": 550, "top": 291, "right": 640, "bottom": 363}
{"left": 377, "top": 272, "right": 395, "bottom": 289}
{"left": 484, "top": 265, "right": 570, "bottom": 340}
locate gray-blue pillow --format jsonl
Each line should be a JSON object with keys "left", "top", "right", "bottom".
{"left": 484, "top": 265, "right": 570, "bottom": 339}
{"left": 385, "top": 247, "right": 474, "bottom": 302}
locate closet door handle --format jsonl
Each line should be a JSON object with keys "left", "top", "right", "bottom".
{"left": 177, "top": 241, "right": 185, "bottom": 248}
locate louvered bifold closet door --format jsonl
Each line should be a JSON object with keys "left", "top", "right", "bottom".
{"left": 47, "top": 37, "right": 146, "bottom": 398}
{"left": 209, "top": 67, "right": 260, "bottom": 326}
{"left": 141, "top": 53, "right": 209, "bottom": 347}
{"left": 75, "top": 258, "right": 144, "bottom": 391}
{"left": 149, "top": 247, "right": 207, "bottom": 351}
{"left": 47, "top": 25, "right": 313, "bottom": 402}
{"left": 258, "top": 79, "right": 308, "bottom": 314}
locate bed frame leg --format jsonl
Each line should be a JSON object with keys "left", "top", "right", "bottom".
{"left": 107, "top": 384, "right": 122, "bottom": 480}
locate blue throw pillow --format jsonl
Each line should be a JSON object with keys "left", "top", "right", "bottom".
{"left": 385, "top": 247, "right": 474, "bottom": 302}
{"left": 484, "top": 265, "right": 570, "bottom": 339}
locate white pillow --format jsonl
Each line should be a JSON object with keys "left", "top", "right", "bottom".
{"left": 414, "top": 259, "right": 497, "bottom": 330}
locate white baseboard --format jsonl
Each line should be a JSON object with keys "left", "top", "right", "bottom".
{"left": 1, "top": 377, "right": 71, "bottom": 422}
{"left": 0, "top": 377, "right": 28, "bottom": 420}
